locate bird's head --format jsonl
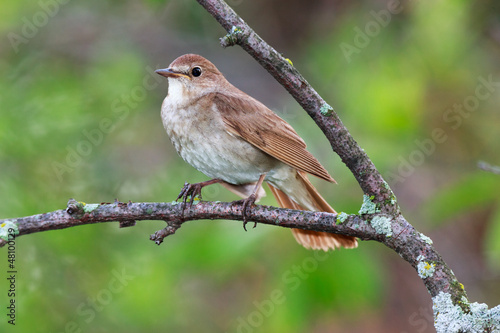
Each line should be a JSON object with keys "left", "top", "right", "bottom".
{"left": 156, "top": 54, "right": 226, "bottom": 96}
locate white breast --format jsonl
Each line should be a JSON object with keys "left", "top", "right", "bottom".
{"left": 160, "top": 85, "right": 279, "bottom": 184}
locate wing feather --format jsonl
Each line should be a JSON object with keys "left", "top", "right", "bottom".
{"left": 212, "top": 92, "right": 335, "bottom": 183}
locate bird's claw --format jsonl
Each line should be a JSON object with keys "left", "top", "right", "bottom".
{"left": 236, "top": 194, "right": 257, "bottom": 231}
{"left": 176, "top": 182, "right": 203, "bottom": 213}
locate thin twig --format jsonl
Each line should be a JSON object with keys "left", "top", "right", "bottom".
{"left": 478, "top": 160, "right": 500, "bottom": 175}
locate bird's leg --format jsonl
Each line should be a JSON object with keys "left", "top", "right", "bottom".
{"left": 177, "top": 179, "right": 222, "bottom": 212}
{"left": 236, "top": 174, "right": 266, "bottom": 231}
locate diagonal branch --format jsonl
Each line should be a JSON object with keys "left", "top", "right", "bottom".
{"left": 192, "top": 0, "right": 500, "bottom": 330}
{"left": 197, "top": 0, "right": 395, "bottom": 214}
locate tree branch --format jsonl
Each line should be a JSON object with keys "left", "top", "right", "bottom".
{"left": 0, "top": 196, "right": 478, "bottom": 316}
{"left": 0, "top": 199, "right": 373, "bottom": 244}
{"left": 0, "top": 197, "right": 445, "bottom": 296}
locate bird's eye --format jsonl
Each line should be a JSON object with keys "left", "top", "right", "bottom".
{"left": 191, "top": 67, "right": 202, "bottom": 77}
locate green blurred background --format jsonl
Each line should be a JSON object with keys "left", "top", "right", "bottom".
{"left": 1, "top": 0, "right": 499, "bottom": 332}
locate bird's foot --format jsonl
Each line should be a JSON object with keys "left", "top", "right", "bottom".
{"left": 234, "top": 194, "right": 257, "bottom": 231}
{"left": 176, "top": 179, "right": 222, "bottom": 214}
{"left": 177, "top": 182, "right": 203, "bottom": 206}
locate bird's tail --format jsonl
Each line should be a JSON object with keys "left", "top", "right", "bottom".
{"left": 267, "top": 171, "right": 358, "bottom": 251}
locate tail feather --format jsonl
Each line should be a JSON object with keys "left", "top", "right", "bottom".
{"left": 296, "top": 171, "right": 337, "bottom": 213}
{"left": 268, "top": 171, "right": 357, "bottom": 251}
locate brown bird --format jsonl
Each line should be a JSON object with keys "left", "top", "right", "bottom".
{"left": 156, "top": 54, "right": 357, "bottom": 251}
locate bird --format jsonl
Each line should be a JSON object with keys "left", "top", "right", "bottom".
{"left": 155, "top": 54, "right": 357, "bottom": 251}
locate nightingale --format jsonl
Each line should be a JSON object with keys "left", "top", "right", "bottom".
{"left": 156, "top": 54, "right": 357, "bottom": 251}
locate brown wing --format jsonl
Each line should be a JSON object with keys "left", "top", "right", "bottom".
{"left": 212, "top": 92, "right": 335, "bottom": 183}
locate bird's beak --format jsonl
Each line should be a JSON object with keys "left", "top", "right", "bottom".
{"left": 155, "top": 68, "right": 190, "bottom": 79}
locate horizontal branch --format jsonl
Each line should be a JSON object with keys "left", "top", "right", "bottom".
{"left": 0, "top": 198, "right": 460, "bottom": 302}
{"left": 1, "top": 199, "right": 373, "bottom": 244}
